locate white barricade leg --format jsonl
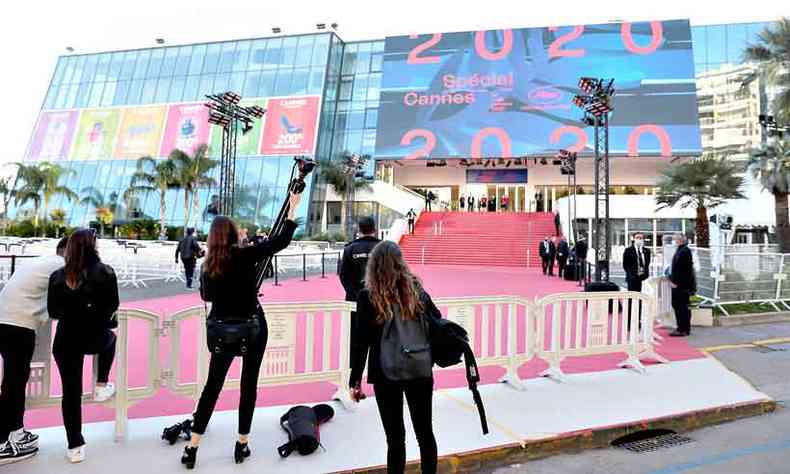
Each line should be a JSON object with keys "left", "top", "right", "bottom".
{"left": 538, "top": 303, "right": 567, "bottom": 382}
{"left": 114, "top": 311, "right": 129, "bottom": 441}
{"left": 498, "top": 301, "right": 526, "bottom": 391}
{"left": 332, "top": 308, "right": 356, "bottom": 411}
{"left": 637, "top": 299, "right": 669, "bottom": 364}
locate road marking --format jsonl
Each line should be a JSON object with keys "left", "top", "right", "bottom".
{"left": 649, "top": 438, "right": 790, "bottom": 473}
{"left": 699, "top": 337, "right": 790, "bottom": 354}
{"left": 437, "top": 390, "right": 528, "bottom": 448}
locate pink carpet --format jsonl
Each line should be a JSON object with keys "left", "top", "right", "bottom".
{"left": 24, "top": 266, "right": 702, "bottom": 430}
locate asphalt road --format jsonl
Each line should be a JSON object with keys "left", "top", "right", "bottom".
{"left": 485, "top": 322, "right": 790, "bottom": 474}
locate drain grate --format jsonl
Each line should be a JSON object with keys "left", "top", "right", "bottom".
{"left": 612, "top": 430, "right": 694, "bottom": 454}
{"left": 751, "top": 344, "right": 786, "bottom": 353}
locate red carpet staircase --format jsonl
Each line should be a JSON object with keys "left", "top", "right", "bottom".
{"left": 399, "top": 212, "right": 556, "bottom": 267}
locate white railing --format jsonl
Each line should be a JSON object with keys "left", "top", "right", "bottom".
{"left": 16, "top": 291, "right": 666, "bottom": 441}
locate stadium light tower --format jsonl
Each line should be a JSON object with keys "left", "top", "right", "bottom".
{"left": 204, "top": 91, "right": 266, "bottom": 216}
{"left": 573, "top": 77, "right": 615, "bottom": 282}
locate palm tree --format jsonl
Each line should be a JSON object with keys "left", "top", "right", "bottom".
{"left": 744, "top": 18, "right": 790, "bottom": 122}
{"left": 0, "top": 175, "right": 16, "bottom": 220}
{"left": 319, "top": 153, "right": 372, "bottom": 238}
{"left": 13, "top": 162, "right": 77, "bottom": 235}
{"left": 748, "top": 140, "right": 790, "bottom": 252}
{"left": 170, "top": 144, "right": 218, "bottom": 233}
{"left": 128, "top": 156, "right": 179, "bottom": 240}
{"left": 80, "top": 186, "right": 120, "bottom": 236}
{"left": 655, "top": 156, "right": 746, "bottom": 247}
{"left": 11, "top": 163, "right": 44, "bottom": 227}
{"left": 50, "top": 208, "right": 66, "bottom": 237}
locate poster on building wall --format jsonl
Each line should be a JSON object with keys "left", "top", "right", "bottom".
{"left": 26, "top": 110, "right": 79, "bottom": 161}
{"left": 159, "top": 103, "right": 211, "bottom": 157}
{"left": 466, "top": 169, "right": 528, "bottom": 184}
{"left": 70, "top": 109, "right": 121, "bottom": 160}
{"left": 113, "top": 106, "right": 167, "bottom": 159}
{"left": 260, "top": 96, "right": 320, "bottom": 155}
{"left": 208, "top": 99, "right": 267, "bottom": 157}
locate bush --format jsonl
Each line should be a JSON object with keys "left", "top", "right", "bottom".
{"left": 308, "top": 231, "right": 348, "bottom": 243}
{"left": 6, "top": 219, "right": 38, "bottom": 237}
{"left": 166, "top": 226, "right": 185, "bottom": 241}
{"left": 119, "top": 218, "right": 160, "bottom": 240}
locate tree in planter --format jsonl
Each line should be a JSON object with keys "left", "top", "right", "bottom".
{"left": 319, "top": 153, "right": 372, "bottom": 239}
{"left": 170, "top": 144, "right": 217, "bottom": 233}
{"left": 49, "top": 208, "right": 67, "bottom": 237}
{"left": 128, "top": 156, "right": 179, "bottom": 240}
{"left": 744, "top": 18, "right": 790, "bottom": 123}
{"left": 80, "top": 187, "right": 120, "bottom": 236}
{"left": 95, "top": 207, "right": 114, "bottom": 236}
{"left": 655, "top": 156, "right": 745, "bottom": 248}
{"left": 748, "top": 141, "right": 790, "bottom": 252}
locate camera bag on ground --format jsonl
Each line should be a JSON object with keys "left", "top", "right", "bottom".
{"left": 277, "top": 404, "right": 335, "bottom": 457}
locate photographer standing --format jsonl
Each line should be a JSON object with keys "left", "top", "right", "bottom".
{"left": 180, "top": 192, "right": 301, "bottom": 469}
{"left": 176, "top": 227, "right": 203, "bottom": 289}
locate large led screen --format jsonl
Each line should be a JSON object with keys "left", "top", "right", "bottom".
{"left": 375, "top": 19, "right": 701, "bottom": 159}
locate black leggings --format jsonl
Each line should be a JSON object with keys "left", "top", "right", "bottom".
{"left": 0, "top": 324, "right": 35, "bottom": 443}
{"left": 192, "top": 316, "right": 268, "bottom": 435}
{"left": 373, "top": 379, "right": 437, "bottom": 474}
{"left": 53, "top": 331, "right": 117, "bottom": 449}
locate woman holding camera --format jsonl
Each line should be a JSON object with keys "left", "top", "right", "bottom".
{"left": 180, "top": 192, "right": 301, "bottom": 469}
{"left": 349, "top": 241, "right": 440, "bottom": 474}
{"left": 48, "top": 229, "right": 119, "bottom": 463}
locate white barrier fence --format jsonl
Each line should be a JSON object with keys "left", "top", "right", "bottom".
{"left": 14, "top": 290, "right": 666, "bottom": 441}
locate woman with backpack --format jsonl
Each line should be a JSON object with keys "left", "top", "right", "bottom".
{"left": 179, "top": 192, "right": 301, "bottom": 469}
{"left": 349, "top": 240, "right": 440, "bottom": 474}
{"left": 48, "top": 229, "right": 120, "bottom": 463}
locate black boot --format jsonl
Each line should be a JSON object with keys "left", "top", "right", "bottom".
{"left": 181, "top": 446, "right": 198, "bottom": 469}
{"left": 234, "top": 442, "right": 251, "bottom": 464}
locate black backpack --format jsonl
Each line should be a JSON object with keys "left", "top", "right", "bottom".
{"left": 428, "top": 316, "right": 489, "bottom": 435}
{"left": 379, "top": 304, "right": 433, "bottom": 382}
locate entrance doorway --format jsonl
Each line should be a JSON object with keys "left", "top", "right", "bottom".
{"left": 481, "top": 185, "right": 527, "bottom": 212}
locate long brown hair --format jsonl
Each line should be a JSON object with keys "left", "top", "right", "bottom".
{"left": 203, "top": 215, "right": 239, "bottom": 278}
{"left": 364, "top": 241, "right": 424, "bottom": 322}
{"left": 64, "top": 229, "right": 100, "bottom": 289}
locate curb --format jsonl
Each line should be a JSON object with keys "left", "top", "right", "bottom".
{"left": 714, "top": 311, "right": 790, "bottom": 327}
{"left": 334, "top": 399, "right": 776, "bottom": 473}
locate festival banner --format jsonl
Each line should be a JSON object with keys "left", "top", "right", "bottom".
{"left": 26, "top": 110, "right": 79, "bottom": 161}
{"left": 260, "top": 96, "right": 320, "bottom": 155}
{"left": 159, "top": 103, "right": 211, "bottom": 157}
{"left": 71, "top": 109, "right": 121, "bottom": 160}
{"left": 208, "top": 99, "right": 267, "bottom": 157}
{"left": 113, "top": 106, "right": 167, "bottom": 159}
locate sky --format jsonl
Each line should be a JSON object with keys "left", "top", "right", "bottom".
{"left": 0, "top": 0, "right": 786, "bottom": 169}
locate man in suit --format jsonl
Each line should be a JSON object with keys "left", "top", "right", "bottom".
{"left": 669, "top": 233, "right": 696, "bottom": 337}
{"left": 574, "top": 236, "right": 588, "bottom": 282}
{"left": 175, "top": 227, "right": 203, "bottom": 289}
{"left": 554, "top": 212, "right": 561, "bottom": 236}
{"left": 405, "top": 208, "right": 416, "bottom": 234}
{"left": 623, "top": 232, "right": 651, "bottom": 330}
{"left": 539, "top": 236, "right": 556, "bottom": 276}
{"left": 467, "top": 195, "right": 475, "bottom": 212}
{"left": 426, "top": 191, "right": 435, "bottom": 212}
{"left": 556, "top": 236, "right": 570, "bottom": 278}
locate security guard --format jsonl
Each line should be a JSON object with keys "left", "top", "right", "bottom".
{"left": 339, "top": 216, "right": 381, "bottom": 367}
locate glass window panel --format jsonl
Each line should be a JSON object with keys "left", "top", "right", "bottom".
{"left": 307, "top": 67, "right": 324, "bottom": 94}
{"left": 706, "top": 25, "right": 726, "bottom": 64}
{"left": 101, "top": 81, "right": 117, "bottom": 106}
{"left": 339, "top": 77, "right": 352, "bottom": 100}
{"left": 133, "top": 50, "right": 151, "bottom": 78}
{"left": 342, "top": 48, "right": 357, "bottom": 74}
{"left": 214, "top": 73, "right": 231, "bottom": 92}
{"left": 198, "top": 75, "right": 215, "bottom": 98}
{"left": 295, "top": 36, "right": 314, "bottom": 67}
{"left": 81, "top": 55, "right": 99, "bottom": 84}
{"left": 189, "top": 44, "right": 207, "bottom": 75}
{"left": 345, "top": 130, "right": 363, "bottom": 152}
{"left": 233, "top": 41, "right": 251, "bottom": 71}
{"left": 229, "top": 72, "right": 245, "bottom": 93}
{"left": 183, "top": 75, "right": 200, "bottom": 101}
{"left": 113, "top": 80, "right": 130, "bottom": 105}
{"left": 726, "top": 24, "right": 750, "bottom": 64}
{"left": 350, "top": 100, "right": 365, "bottom": 111}
{"left": 258, "top": 71, "right": 275, "bottom": 97}
{"left": 161, "top": 47, "right": 179, "bottom": 76}
{"left": 88, "top": 82, "right": 105, "bottom": 107}
{"left": 147, "top": 49, "right": 165, "bottom": 77}
{"left": 169, "top": 76, "right": 186, "bottom": 102}
{"left": 366, "top": 73, "right": 381, "bottom": 101}
{"left": 141, "top": 78, "right": 158, "bottom": 103}
{"left": 52, "top": 59, "right": 67, "bottom": 85}
{"left": 249, "top": 39, "right": 267, "bottom": 70}
{"left": 155, "top": 77, "right": 172, "bottom": 103}
{"left": 202, "top": 44, "right": 221, "bottom": 74}
{"left": 280, "top": 37, "right": 298, "bottom": 68}
{"left": 362, "top": 130, "right": 376, "bottom": 155}
{"left": 218, "top": 42, "right": 237, "bottom": 73}
{"left": 65, "top": 84, "right": 79, "bottom": 108}
{"left": 692, "top": 26, "right": 706, "bottom": 67}
{"left": 373, "top": 41, "right": 385, "bottom": 53}
{"left": 264, "top": 38, "right": 283, "bottom": 69}
{"left": 60, "top": 56, "right": 77, "bottom": 84}
{"left": 353, "top": 76, "right": 368, "bottom": 101}
{"left": 73, "top": 83, "right": 90, "bottom": 108}
{"left": 289, "top": 68, "right": 309, "bottom": 94}
{"left": 44, "top": 85, "right": 59, "bottom": 109}
{"left": 107, "top": 53, "right": 123, "bottom": 81}
{"left": 274, "top": 70, "right": 291, "bottom": 96}
{"left": 54, "top": 86, "right": 69, "bottom": 109}
{"left": 334, "top": 111, "right": 348, "bottom": 131}
{"left": 127, "top": 79, "right": 144, "bottom": 104}
{"left": 174, "top": 46, "right": 193, "bottom": 75}
{"left": 371, "top": 52, "right": 383, "bottom": 72}
{"left": 243, "top": 72, "right": 260, "bottom": 97}
{"left": 312, "top": 35, "right": 330, "bottom": 65}
{"left": 356, "top": 51, "right": 371, "bottom": 74}
{"left": 119, "top": 51, "right": 138, "bottom": 80}
{"left": 95, "top": 53, "right": 111, "bottom": 81}
{"left": 365, "top": 108, "right": 378, "bottom": 128}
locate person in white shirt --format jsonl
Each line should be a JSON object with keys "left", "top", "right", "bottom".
{"left": 0, "top": 238, "right": 68, "bottom": 466}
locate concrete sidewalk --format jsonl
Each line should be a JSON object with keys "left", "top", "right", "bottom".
{"left": 9, "top": 358, "right": 772, "bottom": 473}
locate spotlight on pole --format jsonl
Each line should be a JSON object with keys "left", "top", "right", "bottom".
{"left": 317, "top": 23, "right": 326, "bottom": 30}
{"left": 331, "top": 23, "right": 339, "bottom": 30}
{"left": 155, "top": 38, "right": 165, "bottom": 45}
{"left": 66, "top": 46, "right": 75, "bottom": 53}
{"left": 272, "top": 27, "right": 281, "bottom": 34}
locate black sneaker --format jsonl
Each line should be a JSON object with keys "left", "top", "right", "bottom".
{"left": 12, "top": 430, "right": 39, "bottom": 448}
{"left": 0, "top": 440, "right": 39, "bottom": 466}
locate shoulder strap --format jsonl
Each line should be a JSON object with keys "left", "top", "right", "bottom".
{"left": 463, "top": 343, "right": 489, "bottom": 435}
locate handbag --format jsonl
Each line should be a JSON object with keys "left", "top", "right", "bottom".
{"left": 206, "top": 315, "right": 261, "bottom": 356}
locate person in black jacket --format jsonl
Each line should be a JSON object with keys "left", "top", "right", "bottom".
{"left": 175, "top": 227, "right": 203, "bottom": 289}
{"left": 623, "top": 233, "right": 651, "bottom": 330}
{"left": 554, "top": 212, "right": 561, "bottom": 236}
{"left": 539, "top": 236, "right": 556, "bottom": 276}
{"left": 467, "top": 195, "right": 475, "bottom": 213}
{"left": 556, "top": 236, "right": 570, "bottom": 278}
{"left": 349, "top": 241, "right": 440, "bottom": 474}
{"left": 669, "top": 233, "right": 696, "bottom": 337}
{"left": 48, "top": 229, "right": 120, "bottom": 464}
{"left": 180, "top": 192, "right": 301, "bottom": 469}
{"left": 340, "top": 217, "right": 381, "bottom": 369}
{"left": 574, "top": 237, "right": 588, "bottom": 282}
{"left": 406, "top": 209, "right": 416, "bottom": 234}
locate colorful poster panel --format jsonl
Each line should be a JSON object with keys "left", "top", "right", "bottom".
{"left": 159, "top": 103, "right": 211, "bottom": 157}
{"left": 71, "top": 109, "right": 121, "bottom": 160}
{"left": 26, "top": 110, "right": 79, "bottom": 161}
{"left": 114, "top": 106, "right": 167, "bottom": 159}
{"left": 260, "top": 96, "right": 320, "bottom": 156}
{"left": 208, "top": 99, "right": 267, "bottom": 157}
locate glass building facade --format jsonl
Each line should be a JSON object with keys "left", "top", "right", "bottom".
{"left": 16, "top": 20, "right": 778, "bottom": 236}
